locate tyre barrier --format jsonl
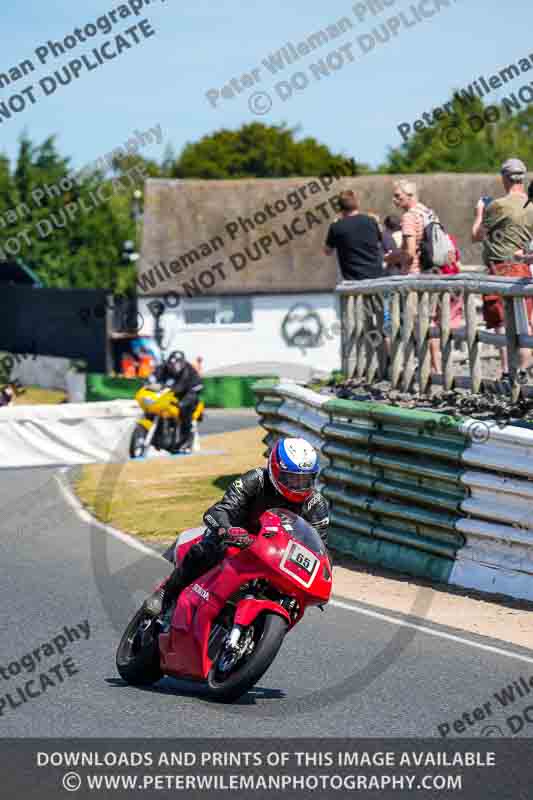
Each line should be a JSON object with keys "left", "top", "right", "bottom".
{"left": 254, "top": 380, "right": 533, "bottom": 602}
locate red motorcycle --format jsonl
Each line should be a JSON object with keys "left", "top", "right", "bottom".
{"left": 116, "top": 509, "right": 332, "bottom": 702}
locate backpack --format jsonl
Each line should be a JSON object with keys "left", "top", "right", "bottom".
{"left": 418, "top": 206, "right": 450, "bottom": 271}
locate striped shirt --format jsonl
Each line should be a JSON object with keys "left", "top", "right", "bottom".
{"left": 401, "top": 203, "right": 428, "bottom": 274}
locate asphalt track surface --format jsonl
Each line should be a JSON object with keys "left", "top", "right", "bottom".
{"left": 194, "top": 408, "right": 259, "bottom": 436}
{"left": 1, "top": 412, "right": 533, "bottom": 738}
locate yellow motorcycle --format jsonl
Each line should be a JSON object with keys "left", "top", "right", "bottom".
{"left": 130, "top": 384, "right": 205, "bottom": 459}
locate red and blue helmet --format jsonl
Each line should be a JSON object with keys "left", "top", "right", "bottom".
{"left": 268, "top": 437, "right": 319, "bottom": 503}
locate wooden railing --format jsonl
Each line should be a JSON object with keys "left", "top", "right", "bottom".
{"left": 338, "top": 274, "right": 533, "bottom": 399}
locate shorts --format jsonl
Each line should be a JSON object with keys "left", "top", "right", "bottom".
{"left": 482, "top": 263, "right": 533, "bottom": 330}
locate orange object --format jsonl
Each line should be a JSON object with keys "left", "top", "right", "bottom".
{"left": 121, "top": 354, "right": 137, "bottom": 378}
{"left": 138, "top": 353, "right": 155, "bottom": 379}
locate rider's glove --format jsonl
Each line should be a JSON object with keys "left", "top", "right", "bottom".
{"left": 219, "top": 527, "right": 254, "bottom": 549}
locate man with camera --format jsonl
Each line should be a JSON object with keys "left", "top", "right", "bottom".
{"left": 472, "top": 158, "right": 533, "bottom": 379}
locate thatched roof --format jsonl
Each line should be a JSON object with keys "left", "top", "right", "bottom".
{"left": 138, "top": 174, "right": 499, "bottom": 296}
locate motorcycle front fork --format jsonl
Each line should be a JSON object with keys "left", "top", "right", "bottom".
{"left": 227, "top": 625, "right": 243, "bottom": 650}
{"left": 144, "top": 418, "right": 159, "bottom": 450}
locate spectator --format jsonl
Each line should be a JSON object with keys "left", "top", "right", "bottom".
{"left": 324, "top": 191, "right": 385, "bottom": 370}
{"left": 430, "top": 234, "right": 464, "bottom": 374}
{"left": 390, "top": 180, "right": 432, "bottom": 274}
{"left": 382, "top": 215, "right": 403, "bottom": 274}
{"left": 383, "top": 215, "right": 402, "bottom": 252}
{"left": 0, "top": 384, "right": 15, "bottom": 407}
{"left": 323, "top": 191, "right": 383, "bottom": 282}
{"left": 137, "top": 348, "right": 155, "bottom": 379}
{"left": 192, "top": 356, "right": 204, "bottom": 375}
{"left": 472, "top": 158, "right": 533, "bottom": 378}
{"left": 380, "top": 215, "right": 404, "bottom": 358}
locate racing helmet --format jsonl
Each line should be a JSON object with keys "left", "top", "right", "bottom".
{"left": 166, "top": 350, "right": 186, "bottom": 377}
{"left": 268, "top": 437, "right": 319, "bottom": 503}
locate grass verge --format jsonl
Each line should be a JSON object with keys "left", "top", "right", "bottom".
{"left": 13, "top": 386, "right": 67, "bottom": 405}
{"left": 74, "top": 425, "right": 265, "bottom": 543}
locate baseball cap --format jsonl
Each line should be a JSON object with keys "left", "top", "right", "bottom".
{"left": 501, "top": 158, "right": 527, "bottom": 179}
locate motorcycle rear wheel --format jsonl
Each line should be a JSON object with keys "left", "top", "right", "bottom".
{"left": 130, "top": 426, "right": 147, "bottom": 459}
{"left": 207, "top": 613, "right": 287, "bottom": 702}
{"left": 116, "top": 607, "right": 162, "bottom": 686}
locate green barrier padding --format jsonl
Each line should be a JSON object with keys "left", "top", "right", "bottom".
{"left": 86, "top": 374, "right": 142, "bottom": 402}
{"left": 329, "top": 505, "right": 464, "bottom": 556}
{"left": 201, "top": 376, "right": 276, "bottom": 408}
{"left": 324, "top": 398, "right": 467, "bottom": 438}
{"left": 87, "top": 374, "right": 275, "bottom": 407}
{"left": 328, "top": 527, "right": 454, "bottom": 584}
{"left": 254, "top": 385, "right": 468, "bottom": 584}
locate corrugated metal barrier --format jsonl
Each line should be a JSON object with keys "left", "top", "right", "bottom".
{"left": 254, "top": 380, "right": 533, "bottom": 601}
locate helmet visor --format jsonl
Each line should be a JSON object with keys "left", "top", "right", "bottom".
{"left": 168, "top": 356, "right": 184, "bottom": 374}
{"left": 278, "top": 470, "right": 316, "bottom": 493}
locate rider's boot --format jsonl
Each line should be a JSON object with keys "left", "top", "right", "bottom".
{"left": 170, "top": 436, "right": 190, "bottom": 454}
{"left": 172, "top": 414, "right": 193, "bottom": 454}
{"left": 158, "top": 602, "right": 175, "bottom": 632}
{"left": 144, "top": 587, "right": 165, "bottom": 617}
{"left": 143, "top": 586, "right": 180, "bottom": 632}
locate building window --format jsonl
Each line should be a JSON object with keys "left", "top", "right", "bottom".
{"left": 182, "top": 297, "right": 252, "bottom": 326}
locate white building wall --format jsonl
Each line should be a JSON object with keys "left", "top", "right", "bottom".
{"left": 138, "top": 293, "right": 341, "bottom": 378}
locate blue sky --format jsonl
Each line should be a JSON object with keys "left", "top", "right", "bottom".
{"left": 1, "top": 0, "right": 532, "bottom": 172}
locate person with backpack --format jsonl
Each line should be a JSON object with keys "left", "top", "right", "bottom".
{"left": 392, "top": 180, "right": 451, "bottom": 274}
{"left": 391, "top": 181, "right": 458, "bottom": 379}
{"left": 429, "top": 233, "right": 464, "bottom": 374}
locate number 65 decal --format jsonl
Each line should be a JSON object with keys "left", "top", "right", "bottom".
{"left": 279, "top": 541, "right": 320, "bottom": 588}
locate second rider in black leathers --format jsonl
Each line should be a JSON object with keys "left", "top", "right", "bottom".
{"left": 150, "top": 350, "right": 203, "bottom": 452}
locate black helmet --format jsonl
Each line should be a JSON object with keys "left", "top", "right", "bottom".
{"left": 166, "top": 350, "right": 186, "bottom": 377}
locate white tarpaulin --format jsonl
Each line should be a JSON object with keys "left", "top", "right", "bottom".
{"left": 0, "top": 401, "right": 139, "bottom": 468}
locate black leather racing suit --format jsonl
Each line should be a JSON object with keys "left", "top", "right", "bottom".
{"left": 163, "top": 467, "right": 330, "bottom": 605}
{"left": 151, "top": 362, "right": 203, "bottom": 448}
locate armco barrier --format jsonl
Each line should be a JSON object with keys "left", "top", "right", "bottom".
{"left": 87, "top": 374, "right": 275, "bottom": 408}
{"left": 254, "top": 380, "right": 533, "bottom": 602}
{"left": 0, "top": 401, "right": 139, "bottom": 469}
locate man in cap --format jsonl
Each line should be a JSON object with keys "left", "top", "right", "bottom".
{"left": 472, "top": 158, "right": 533, "bottom": 378}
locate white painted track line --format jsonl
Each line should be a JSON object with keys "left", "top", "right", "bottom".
{"left": 57, "top": 467, "right": 533, "bottom": 665}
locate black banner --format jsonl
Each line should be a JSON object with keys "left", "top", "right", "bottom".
{"left": 0, "top": 738, "right": 530, "bottom": 799}
{"left": 0, "top": 286, "right": 109, "bottom": 372}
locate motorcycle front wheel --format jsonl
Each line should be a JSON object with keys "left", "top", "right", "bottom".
{"left": 130, "top": 425, "right": 147, "bottom": 459}
{"left": 116, "top": 607, "right": 162, "bottom": 686}
{"left": 207, "top": 613, "right": 288, "bottom": 702}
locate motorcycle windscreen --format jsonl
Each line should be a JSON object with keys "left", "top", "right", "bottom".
{"left": 268, "top": 508, "right": 326, "bottom": 555}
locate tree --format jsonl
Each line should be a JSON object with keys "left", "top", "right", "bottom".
{"left": 174, "top": 122, "right": 366, "bottom": 178}
{"left": 380, "top": 95, "right": 533, "bottom": 173}
{"left": 0, "top": 124, "right": 365, "bottom": 291}
{"left": 0, "top": 134, "right": 139, "bottom": 291}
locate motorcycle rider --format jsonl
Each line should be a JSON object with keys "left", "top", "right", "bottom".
{"left": 146, "top": 437, "right": 329, "bottom": 624}
{"left": 149, "top": 350, "right": 203, "bottom": 453}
